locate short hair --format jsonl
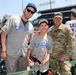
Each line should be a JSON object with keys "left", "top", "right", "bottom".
{"left": 71, "top": 8, "right": 76, "bottom": 17}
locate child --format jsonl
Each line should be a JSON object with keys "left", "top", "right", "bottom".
{"left": 27, "top": 19, "right": 53, "bottom": 75}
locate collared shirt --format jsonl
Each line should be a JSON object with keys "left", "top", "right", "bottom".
{"left": 1, "top": 15, "right": 34, "bottom": 57}
{"left": 29, "top": 33, "right": 53, "bottom": 72}
{"left": 48, "top": 23, "right": 75, "bottom": 60}
{"left": 65, "top": 20, "right": 76, "bottom": 37}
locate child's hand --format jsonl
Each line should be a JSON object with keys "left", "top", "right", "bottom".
{"left": 27, "top": 58, "right": 33, "bottom": 64}
{"left": 41, "top": 60, "right": 47, "bottom": 65}
{"left": 41, "top": 53, "right": 50, "bottom": 65}
{"left": 27, "top": 58, "right": 34, "bottom": 67}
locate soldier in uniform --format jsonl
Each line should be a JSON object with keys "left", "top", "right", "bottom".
{"left": 48, "top": 12, "right": 75, "bottom": 75}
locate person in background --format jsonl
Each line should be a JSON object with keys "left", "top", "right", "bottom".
{"left": 0, "top": 15, "right": 10, "bottom": 28}
{"left": 48, "top": 12, "right": 75, "bottom": 75}
{"left": 0, "top": 32, "right": 1, "bottom": 53}
{"left": 27, "top": 19, "right": 53, "bottom": 75}
{"left": 1, "top": 3, "right": 37, "bottom": 74}
{"left": 65, "top": 8, "right": 76, "bottom": 60}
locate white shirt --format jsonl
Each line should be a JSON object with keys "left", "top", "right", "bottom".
{"left": 65, "top": 20, "right": 76, "bottom": 58}
{"left": 66, "top": 20, "right": 76, "bottom": 37}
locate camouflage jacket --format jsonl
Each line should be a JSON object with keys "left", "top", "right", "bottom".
{"left": 48, "top": 23, "right": 75, "bottom": 60}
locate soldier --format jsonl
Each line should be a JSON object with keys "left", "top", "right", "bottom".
{"left": 48, "top": 12, "right": 75, "bottom": 75}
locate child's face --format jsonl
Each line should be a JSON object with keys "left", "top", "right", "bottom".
{"left": 39, "top": 22, "right": 49, "bottom": 33}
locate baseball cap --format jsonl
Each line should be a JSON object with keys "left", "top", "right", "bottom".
{"left": 71, "top": 8, "right": 76, "bottom": 17}
{"left": 26, "top": 3, "right": 37, "bottom": 12}
{"left": 39, "top": 19, "right": 48, "bottom": 25}
{"left": 54, "top": 12, "right": 63, "bottom": 18}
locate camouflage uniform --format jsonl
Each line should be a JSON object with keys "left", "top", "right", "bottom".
{"left": 48, "top": 23, "right": 75, "bottom": 75}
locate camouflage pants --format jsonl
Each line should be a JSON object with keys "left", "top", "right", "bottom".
{"left": 49, "top": 58, "right": 72, "bottom": 75}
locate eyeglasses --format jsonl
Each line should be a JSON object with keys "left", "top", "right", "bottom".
{"left": 27, "top": 8, "right": 35, "bottom": 14}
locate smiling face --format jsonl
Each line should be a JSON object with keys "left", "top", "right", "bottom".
{"left": 53, "top": 17, "right": 63, "bottom": 28}
{"left": 39, "top": 22, "right": 49, "bottom": 33}
{"left": 23, "top": 7, "right": 35, "bottom": 20}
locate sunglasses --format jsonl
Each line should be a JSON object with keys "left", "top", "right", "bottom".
{"left": 27, "top": 8, "right": 35, "bottom": 14}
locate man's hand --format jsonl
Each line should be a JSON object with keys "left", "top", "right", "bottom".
{"left": 1, "top": 51, "right": 7, "bottom": 60}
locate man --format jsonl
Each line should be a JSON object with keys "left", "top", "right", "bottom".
{"left": 65, "top": 8, "right": 76, "bottom": 59}
{"left": 1, "top": 3, "right": 37, "bottom": 74}
{"left": 48, "top": 12, "right": 75, "bottom": 75}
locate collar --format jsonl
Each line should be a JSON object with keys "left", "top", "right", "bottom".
{"left": 52, "top": 23, "right": 64, "bottom": 30}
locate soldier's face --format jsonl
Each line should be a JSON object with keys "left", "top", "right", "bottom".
{"left": 53, "top": 17, "right": 63, "bottom": 27}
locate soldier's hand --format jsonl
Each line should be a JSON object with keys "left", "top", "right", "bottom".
{"left": 60, "top": 54, "right": 67, "bottom": 62}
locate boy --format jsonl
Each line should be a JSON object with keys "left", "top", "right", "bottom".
{"left": 27, "top": 19, "right": 53, "bottom": 75}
